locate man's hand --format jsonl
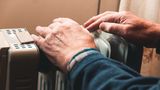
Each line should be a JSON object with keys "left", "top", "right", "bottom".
{"left": 84, "top": 11, "right": 160, "bottom": 47}
{"left": 32, "top": 18, "right": 96, "bottom": 72}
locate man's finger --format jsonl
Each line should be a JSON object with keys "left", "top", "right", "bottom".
{"left": 84, "top": 11, "right": 117, "bottom": 28}
{"left": 84, "top": 11, "right": 125, "bottom": 32}
{"left": 99, "top": 22, "right": 129, "bottom": 36}
{"left": 36, "top": 26, "right": 52, "bottom": 38}
{"left": 85, "top": 17, "right": 106, "bottom": 31}
{"left": 84, "top": 16, "right": 100, "bottom": 28}
{"left": 31, "top": 34, "right": 45, "bottom": 46}
{"left": 31, "top": 34, "right": 51, "bottom": 53}
{"left": 85, "top": 13, "right": 122, "bottom": 31}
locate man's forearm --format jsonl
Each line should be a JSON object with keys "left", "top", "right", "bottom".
{"left": 66, "top": 51, "right": 160, "bottom": 90}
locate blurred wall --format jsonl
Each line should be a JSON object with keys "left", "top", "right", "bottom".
{"left": 0, "top": 0, "right": 98, "bottom": 34}
{"left": 0, "top": 0, "right": 119, "bottom": 34}
{"left": 100, "top": 0, "right": 120, "bottom": 13}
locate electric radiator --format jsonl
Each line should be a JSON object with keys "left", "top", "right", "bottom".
{"left": 0, "top": 28, "right": 143, "bottom": 90}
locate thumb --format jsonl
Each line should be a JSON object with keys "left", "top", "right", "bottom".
{"left": 99, "top": 22, "right": 128, "bottom": 36}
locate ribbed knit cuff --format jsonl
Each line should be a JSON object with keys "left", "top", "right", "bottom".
{"left": 67, "top": 48, "right": 98, "bottom": 72}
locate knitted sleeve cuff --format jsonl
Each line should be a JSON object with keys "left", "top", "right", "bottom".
{"left": 67, "top": 48, "right": 98, "bottom": 72}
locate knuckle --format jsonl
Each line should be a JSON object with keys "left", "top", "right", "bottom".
{"left": 61, "top": 24, "right": 71, "bottom": 29}
{"left": 50, "top": 31, "right": 57, "bottom": 36}
{"left": 123, "top": 26, "right": 132, "bottom": 35}
{"left": 125, "top": 25, "right": 133, "bottom": 31}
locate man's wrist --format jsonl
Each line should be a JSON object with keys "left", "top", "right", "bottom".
{"left": 67, "top": 48, "right": 98, "bottom": 72}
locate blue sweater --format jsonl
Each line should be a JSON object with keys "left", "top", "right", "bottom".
{"left": 66, "top": 50, "right": 160, "bottom": 90}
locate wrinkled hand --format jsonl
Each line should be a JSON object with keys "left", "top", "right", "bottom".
{"left": 32, "top": 18, "right": 96, "bottom": 72}
{"left": 84, "top": 11, "right": 160, "bottom": 47}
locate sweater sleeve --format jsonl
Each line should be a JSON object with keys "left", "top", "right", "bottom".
{"left": 66, "top": 51, "right": 160, "bottom": 90}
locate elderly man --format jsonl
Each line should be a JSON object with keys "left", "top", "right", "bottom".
{"left": 32, "top": 11, "right": 160, "bottom": 90}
